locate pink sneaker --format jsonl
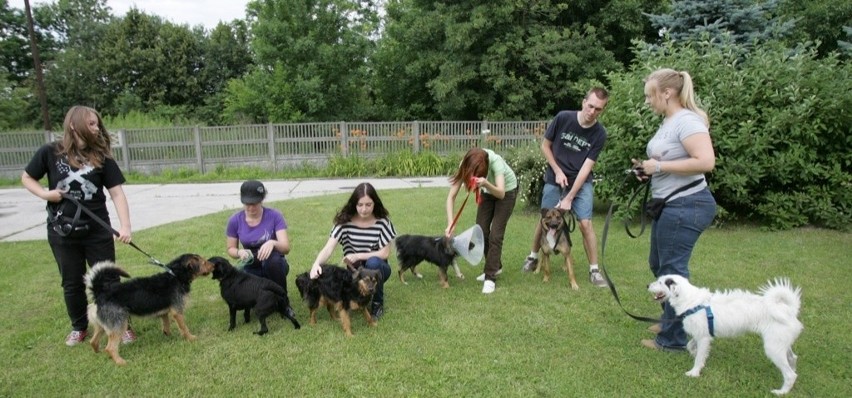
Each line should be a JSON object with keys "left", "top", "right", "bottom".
{"left": 122, "top": 328, "right": 137, "bottom": 345}
{"left": 65, "top": 330, "right": 87, "bottom": 346}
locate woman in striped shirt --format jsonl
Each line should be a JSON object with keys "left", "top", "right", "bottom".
{"left": 309, "top": 182, "right": 395, "bottom": 320}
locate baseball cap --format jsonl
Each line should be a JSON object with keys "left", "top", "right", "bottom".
{"left": 240, "top": 180, "right": 267, "bottom": 204}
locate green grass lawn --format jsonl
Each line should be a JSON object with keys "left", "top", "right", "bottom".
{"left": 0, "top": 187, "right": 849, "bottom": 397}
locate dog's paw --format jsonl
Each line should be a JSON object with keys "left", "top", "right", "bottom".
{"left": 415, "top": 273, "right": 424, "bottom": 279}
{"left": 570, "top": 282, "right": 580, "bottom": 290}
{"left": 455, "top": 272, "right": 465, "bottom": 280}
{"left": 685, "top": 369, "right": 701, "bottom": 377}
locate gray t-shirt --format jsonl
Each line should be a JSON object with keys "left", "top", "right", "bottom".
{"left": 646, "top": 109, "right": 708, "bottom": 200}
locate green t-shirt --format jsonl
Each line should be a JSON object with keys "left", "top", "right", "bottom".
{"left": 484, "top": 148, "right": 517, "bottom": 192}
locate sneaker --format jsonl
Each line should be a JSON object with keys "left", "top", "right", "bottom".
{"left": 371, "top": 302, "right": 384, "bottom": 321}
{"left": 589, "top": 270, "right": 608, "bottom": 287}
{"left": 65, "top": 330, "right": 87, "bottom": 346}
{"left": 521, "top": 256, "right": 538, "bottom": 272}
{"left": 476, "top": 268, "right": 503, "bottom": 282}
{"left": 641, "top": 339, "right": 686, "bottom": 353}
{"left": 122, "top": 328, "right": 137, "bottom": 345}
{"left": 482, "top": 280, "right": 496, "bottom": 294}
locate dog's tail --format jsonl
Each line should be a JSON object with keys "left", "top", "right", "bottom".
{"left": 759, "top": 278, "right": 802, "bottom": 320}
{"left": 84, "top": 261, "right": 131, "bottom": 301}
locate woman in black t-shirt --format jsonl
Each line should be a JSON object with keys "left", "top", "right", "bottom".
{"left": 21, "top": 106, "right": 134, "bottom": 347}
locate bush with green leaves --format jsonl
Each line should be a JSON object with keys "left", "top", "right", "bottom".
{"left": 595, "top": 40, "right": 851, "bottom": 230}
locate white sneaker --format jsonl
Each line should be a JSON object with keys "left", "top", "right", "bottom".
{"left": 482, "top": 280, "right": 495, "bottom": 294}
{"left": 476, "top": 268, "right": 502, "bottom": 282}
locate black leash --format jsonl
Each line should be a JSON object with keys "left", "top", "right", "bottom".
{"left": 59, "top": 192, "right": 173, "bottom": 275}
{"left": 600, "top": 170, "right": 674, "bottom": 323}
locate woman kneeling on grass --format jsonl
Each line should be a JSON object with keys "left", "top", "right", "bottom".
{"left": 309, "top": 182, "right": 395, "bottom": 320}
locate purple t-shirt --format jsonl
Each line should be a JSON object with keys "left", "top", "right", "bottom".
{"left": 226, "top": 207, "right": 287, "bottom": 249}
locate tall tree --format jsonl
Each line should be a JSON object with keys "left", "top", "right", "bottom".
{"left": 779, "top": 0, "right": 852, "bottom": 57}
{"left": 197, "top": 20, "right": 253, "bottom": 124}
{"left": 0, "top": 0, "right": 34, "bottom": 84}
{"left": 225, "top": 0, "right": 379, "bottom": 122}
{"left": 39, "top": 0, "right": 113, "bottom": 120}
{"left": 645, "top": 0, "right": 796, "bottom": 47}
{"left": 371, "top": 0, "right": 662, "bottom": 121}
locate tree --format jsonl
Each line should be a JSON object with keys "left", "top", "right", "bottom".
{"left": 645, "top": 0, "right": 796, "bottom": 47}
{"left": 226, "top": 0, "right": 379, "bottom": 122}
{"left": 0, "top": 0, "right": 34, "bottom": 84}
{"left": 197, "top": 21, "right": 253, "bottom": 124}
{"left": 371, "top": 0, "right": 663, "bottom": 121}
{"left": 779, "top": 0, "right": 852, "bottom": 57}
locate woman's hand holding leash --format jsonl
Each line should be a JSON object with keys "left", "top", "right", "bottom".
{"left": 115, "top": 226, "right": 132, "bottom": 244}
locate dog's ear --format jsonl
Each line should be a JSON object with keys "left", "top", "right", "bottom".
{"left": 557, "top": 208, "right": 568, "bottom": 215}
{"left": 664, "top": 277, "right": 676, "bottom": 287}
{"left": 540, "top": 208, "right": 549, "bottom": 218}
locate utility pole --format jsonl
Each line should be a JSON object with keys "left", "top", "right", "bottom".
{"left": 23, "top": 0, "right": 51, "bottom": 132}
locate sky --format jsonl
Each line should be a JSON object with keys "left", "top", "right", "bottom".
{"left": 9, "top": 0, "right": 252, "bottom": 30}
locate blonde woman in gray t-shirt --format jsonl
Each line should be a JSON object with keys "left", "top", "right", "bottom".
{"left": 632, "top": 69, "right": 717, "bottom": 352}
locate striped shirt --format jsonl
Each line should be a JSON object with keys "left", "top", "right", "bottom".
{"left": 330, "top": 218, "right": 396, "bottom": 256}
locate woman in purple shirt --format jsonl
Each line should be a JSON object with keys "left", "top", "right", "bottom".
{"left": 226, "top": 180, "right": 291, "bottom": 293}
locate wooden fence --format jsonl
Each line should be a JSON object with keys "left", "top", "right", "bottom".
{"left": 0, "top": 120, "right": 548, "bottom": 178}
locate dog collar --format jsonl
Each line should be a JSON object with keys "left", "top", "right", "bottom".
{"left": 679, "top": 305, "right": 715, "bottom": 337}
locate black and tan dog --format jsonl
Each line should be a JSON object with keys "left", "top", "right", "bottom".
{"left": 537, "top": 208, "right": 578, "bottom": 289}
{"left": 209, "top": 256, "right": 301, "bottom": 335}
{"left": 84, "top": 253, "right": 214, "bottom": 365}
{"left": 294, "top": 264, "right": 381, "bottom": 337}
{"left": 395, "top": 234, "right": 464, "bottom": 288}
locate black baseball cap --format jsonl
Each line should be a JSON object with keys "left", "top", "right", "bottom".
{"left": 240, "top": 180, "right": 267, "bottom": 204}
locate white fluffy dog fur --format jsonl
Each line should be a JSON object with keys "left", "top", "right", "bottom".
{"left": 647, "top": 275, "right": 803, "bottom": 395}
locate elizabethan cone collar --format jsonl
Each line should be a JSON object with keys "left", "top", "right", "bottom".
{"left": 452, "top": 224, "right": 484, "bottom": 265}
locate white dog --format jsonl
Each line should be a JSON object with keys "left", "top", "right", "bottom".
{"left": 647, "top": 274, "right": 803, "bottom": 395}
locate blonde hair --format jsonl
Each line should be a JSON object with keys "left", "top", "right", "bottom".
{"left": 645, "top": 69, "right": 709, "bottom": 127}
{"left": 59, "top": 106, "right": 113, "bottom": 169}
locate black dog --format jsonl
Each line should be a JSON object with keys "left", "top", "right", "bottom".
{"left": 85, "top": 253, "right": 214, "bottom": 366}
{"left": 294, "top": 264, "right": 381, "bottom": 337}
{"left": 209, "top": 256, "right": 300, "bottom": 335}
{"left": 395, "top": 234, "right": 464, "bottom": 288}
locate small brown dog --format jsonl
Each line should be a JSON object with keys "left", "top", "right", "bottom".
{"left": 294, "top": 264, "right": 381, "bottom": 337}
{"left": 537, "top": 208, "right": 577, "bottom": 289}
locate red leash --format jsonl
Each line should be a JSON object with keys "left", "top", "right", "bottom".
{"left": 449, "top": 177, "right": 480, "bottom": 232}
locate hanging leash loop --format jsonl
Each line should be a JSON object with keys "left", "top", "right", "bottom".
{"left": 58, "top": 192, "right": 173, "bottom": 275}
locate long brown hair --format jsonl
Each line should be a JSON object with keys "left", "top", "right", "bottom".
{"left": 334, "top": 182, "right": 390, "bottom": 225}
{"left": 449, "top": 148, "right": 488, "bottom": 191}
{"left": 57, "top": 106, "right": 113, "bottom": 169}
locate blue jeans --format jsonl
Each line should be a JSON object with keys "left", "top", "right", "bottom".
{"left": 243, "top": 250, "right": 290, "bottom": 293}
{"left": 362, "top": 256, "right": 392, "bottom": 305}
{"left": 650, "top": 188, "right": 716, "bottom": 349}
{"left": 541, "top": 181, "right": 594, "bottom": 220}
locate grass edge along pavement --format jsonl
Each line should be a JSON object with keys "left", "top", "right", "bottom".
{"left": 0, "top": 188, "right": 849, "bottom": 397}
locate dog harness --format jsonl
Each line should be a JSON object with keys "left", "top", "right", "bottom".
{"left": 679, "top": 305, "right": 715, "bottom": 337}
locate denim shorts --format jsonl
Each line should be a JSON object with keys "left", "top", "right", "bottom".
{"left": 541, "top": 181, "right": 594, "bottom": 220}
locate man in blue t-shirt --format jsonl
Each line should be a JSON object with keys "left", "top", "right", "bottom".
{"left": 522, "top": 88, "right": 610, "bottom": 288}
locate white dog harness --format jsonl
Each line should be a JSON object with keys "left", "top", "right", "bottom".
{"left": 680, "top": 305, "right": 716, "bottom": 337}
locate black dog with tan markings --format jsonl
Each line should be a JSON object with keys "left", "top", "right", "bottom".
{"left": 84, "top": 253, "right": 214, "bottom": 365}
{"left": 536, "top": 208, "right": 577, "bottom": 289}
{"left": 395, "top": 234, "right": 464, "bottom": 288}
{"left": 209, "top": 256, "right": 301, "bottom": 335}
{"left": 294, "top": 264, "right": 381, "bottom": 337}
